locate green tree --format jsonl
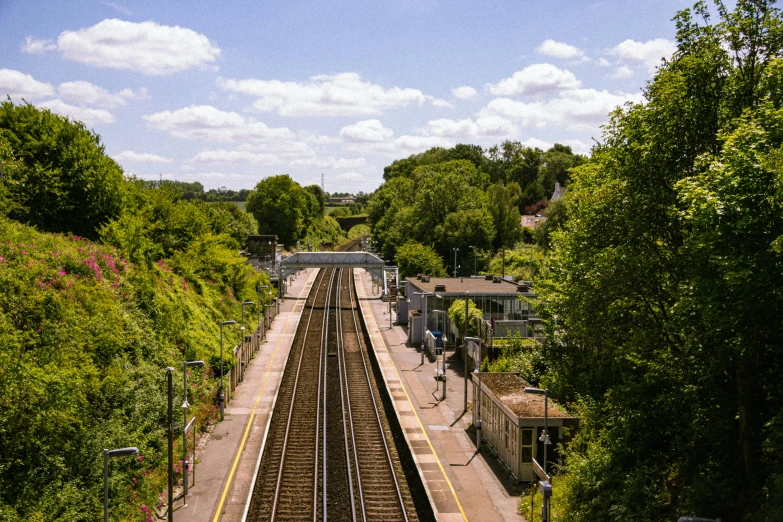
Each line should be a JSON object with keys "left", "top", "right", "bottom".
{"left": 487, "top": 182, "right": 522, "bottom": 251}
{"left": 538, "top": 2, "right": 783, "bottom": 519}
{"left": 447, "top": 298, "right": 484, "bottom": 341}
{"left": 0, "top": 101, "right": 125, "bottom": 239}
{"left": 395, "top": 242, "right": 447, "bottom": 279}
{"left": 303, "top": 184, "right": 326, "bottom": 220}
{"left": 246, "top": 174, "right": 308, "bottom": 246}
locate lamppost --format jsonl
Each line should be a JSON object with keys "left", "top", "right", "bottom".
{"left": 257, "top": 285, "right": 269, "bottom": 344}
{"left": 182, "top": 360, "right": 205, "bottom": 501}
{"left": 474, "top": 364, "right": 483, "bottom": 451}
{"left": 463, "top": 292, "right": 470, "bottom": 411}
{"left": 103, "top": 446, "right": 139, "bottom": 522}
{"left": 219, "top": 320, "right": 236, "bottom": 421}
{"left": 524, "top": 386, "right": 552, "bottom": 522}
{"left": 470, "top": 245, "right": 477, "bottom": 276}
{"left": 166, "top": 367, "right": 175, "bottom": 521}
{"left": 240, "top": 301, "right": 255, "bottom": 377}
{"left": 452, "top": 247, "right": 459, "bottom": 278}
{"left": 432, "top": 309, "right": 447, "bottom": 401}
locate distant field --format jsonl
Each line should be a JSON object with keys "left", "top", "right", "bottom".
{"left": 206, "top": 200, "right": 246, "bottom": 211}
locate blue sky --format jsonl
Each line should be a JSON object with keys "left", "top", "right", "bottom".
{"left": 1, "top": 0, "right": 697, "bottom": 192}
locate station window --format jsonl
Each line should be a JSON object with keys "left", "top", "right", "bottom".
{"left": 521, "top": 428, "right": 534, "bottom": 463}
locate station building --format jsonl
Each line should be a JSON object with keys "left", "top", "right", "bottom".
{"left": 472, "top": 372, "right": 578, "bottom": 482}
{"left": 401, "top": 275, "right": 538, "bottom": 349}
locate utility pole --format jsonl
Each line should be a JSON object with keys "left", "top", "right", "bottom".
{"left": 453, "top": 247, "right": 459, "bottom": 278}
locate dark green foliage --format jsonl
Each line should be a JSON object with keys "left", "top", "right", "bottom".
{"left": 0, "top": 101, "right": 125, "bottom": 239}
{"left": 369, "top": 141, "right": 578, "bottom": 275}
{"left": 245, "top": 174, "right": 324, "bottom": 247}
{"left": 537, "top": 2, "right": 783, "bottom": 519}
{"left": 395, "top": 242, "right": 447, "bottom": 279}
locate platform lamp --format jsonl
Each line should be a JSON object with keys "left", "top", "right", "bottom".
{"left": 524, "top": 386, "right": 553, "bottom": 522}
{"left": 257, "top": 285, "right": 269, "bottom": 343}
{"left": 165, "top": 367, "right": 175, "bottom": 520}
{"left": 103, "top": 446, "right": 138, "bottom": 522}
{"left": 452, "top": 247, "right": 459, "bottom": 278}
{"left": 240, "top": 302, "right": 255, "bottom": 379}
{"left": 470, "top": 245, "right": 477, "bottom": 276}
{"left": 523, "top": 387, "right": 551, "bottom": 473}
{"left": 432, "top": 309, "right": 447, "bottom": 401}
{"left": 241, "top": 301, "right": 255, "bottom": 347}
{"left": 219, "top": 320, "right": 236, "bottom": 421}
{"left": 182, "top": 360, "right": 205, "bottom": 502}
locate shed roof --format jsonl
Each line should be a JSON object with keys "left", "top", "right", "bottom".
{"left": 479, "top": 373, "right": 575, "bottom": 419}
{"left": 406, "top": 276, "right": 520, "bottom": 296}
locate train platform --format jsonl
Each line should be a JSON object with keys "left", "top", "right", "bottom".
{"left": 354, "top": 268, "right": 525, "bottom": 522}
{"left": 175, "top": 267, "right": 319, "bottom": 522}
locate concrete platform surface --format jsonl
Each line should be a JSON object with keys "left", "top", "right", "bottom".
{"left": 174, "top": 268, "right": 318, "bottom": 522}
{"left": 354, "top": 268, "right": 525, "bottom": 522}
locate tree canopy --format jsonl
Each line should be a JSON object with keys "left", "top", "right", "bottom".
{"left": 0, "top": 101, "right": 125, "bottom": 239}
{"left": 537, "top": 1, "right": 783, "bottom": 519}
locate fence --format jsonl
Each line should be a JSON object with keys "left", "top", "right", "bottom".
{"left": 222, "top": 298, "right": 279, "bottom": 405}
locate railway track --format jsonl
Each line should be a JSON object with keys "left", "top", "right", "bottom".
{"left": 247, "top": 241, "right": 418, "bottom": 521}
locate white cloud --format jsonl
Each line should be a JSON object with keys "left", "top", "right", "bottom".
{"left": 339, "top": 119, "right": 394, "bottom": 143}
{"left": 419, "top": 116, "right": 518, "bottom": 139}
{"left": 336, "top": 171, "right": 364, "bottom": 181}
{"left": 392, "top": 135, "right": 454, "bottom": 152}
{"left": 537, "top": 39, "right": 586, "bottom": 61}
{"left": 21, "top": 36, "right": 56, "bottom": 54}
{"left": 597, "top": 57, "right": 610, "bottom": 67}
{"left": 0, "top": 69, "right": 55, "bottom": 100}
{"left": 431, "top": 98, "right": 453, "bottom": 108}
{"left": 39, "top": 99, "right": 115, "bottom": 125}
{"left": 562, "top": 139, "right": 592, "bottom": 155}
{"left": 486, "top": 64, "right": 581, "bottom": 97}
{"left": 452, "top": 86, "right": 477, "bottom": 99}
{"left": 114, "top": 150, "right": 173, "bottom": 163}
{"left": 609, "top": 38, "right": 677, "bottom": 73}
{"left": 480, "top": 88, "right": 642, "bottom": 131}
{"left": 522, "top": 137, "right": 552, "bottom": 150}
{"left": 217, "top": 72, "right": 436, "bottom": 116}
{"left": 101, "top": 1, "right": 133, "bottom": 16}
{"left": 44, "top": 19, "right": 221, "bottom": 75}
{"left": 292, "top": 156, "right": 367, "bottom": 169}
{"left": 612, "top": 66, "right": 634, "bottom": 79}
{"left": 57, "top": 81, "right": 137, "bottom": 108}
{"left": 143, "top": 105, "right": 295, "bottom": 142}
{"left": 192, "top": 149, "right": 281, "bottom": 165}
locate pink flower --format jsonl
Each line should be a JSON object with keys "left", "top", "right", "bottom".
{"left": 132, "top": 477, "right": 138, "bottom": 484}
{"left": 147, "top": 517, "right": 153, "bottom": 522}
{"left": 137, "top": 454, "right": 144, "bottom": 462}
{"left": 140, "top": 504, "right": 150, "bottom": 513}
{"left": 58, "top": 270, "right": 66, "bottom": 276}
{"left": 0, "top": 256, "right": 5, "bottom": 263}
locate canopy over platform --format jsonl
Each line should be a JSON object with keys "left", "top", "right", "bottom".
{"left": 280, "top": 251, "right": 397, "bottom": 293}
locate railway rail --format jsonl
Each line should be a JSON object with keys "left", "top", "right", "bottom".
{"left": 247, "top": 241, "right": 418, "bottom": 521}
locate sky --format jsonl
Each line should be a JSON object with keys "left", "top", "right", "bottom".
{"left": 0, "top": 0, "right": 699, "bottom": 193}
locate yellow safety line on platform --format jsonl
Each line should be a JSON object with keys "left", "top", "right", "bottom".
{"left": 354, "top": 269, "right": 469, "bottom": 522}
{"left": 212, "top": 269, "right": 318, "bottom": 522}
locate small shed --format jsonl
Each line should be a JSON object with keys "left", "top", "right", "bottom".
{"left": 472, "top": 372, "right": 578, "bottom": 482}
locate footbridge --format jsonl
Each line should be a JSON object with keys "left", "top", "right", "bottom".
{"left": 280, "top": 251, "right": 398, "bottom": 294}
